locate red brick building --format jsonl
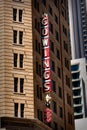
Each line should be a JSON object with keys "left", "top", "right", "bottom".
{"left": 0, "top": 0, "right": 75, "bottom": 130}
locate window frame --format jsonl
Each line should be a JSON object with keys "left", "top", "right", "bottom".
{"left": 14, "top": 103, "right": 18, "bottom": 117}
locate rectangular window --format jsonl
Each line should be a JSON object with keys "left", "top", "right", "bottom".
{"left": 63, "top": 25, "right": 67, "bottom": 36}
{"left": 54, "top": 0, "right": 57, "bottom": 7}
{"left": 59, "top": 107, "right": 63, "bottom": 118}
{"left": 35, "top": 18, "right": 37, "bottom": 29}
{"left": 57, "top": 67, "right": 61, "bottom": 78}
{"left": 42, "top": 0, "right": 46, "bottom": 6}
{"left": 49, "top": 5, "right": 53, "bottom": 15}
{"left": 14, "top": 77, "right": 18, "bottom": 92}
{"left": 34, "top": 0, "right": 39, "bottom": 12}
{"left": 36, "top": 62, "right": 41, "bottom": 77}
{"left": 68, "top": 112, "right": 70, "bottom": 124}
{"left": 64, "top": 41, "right": 68, "bottom": 53}
{"left": 37, "top": 109, "right": 43, "bottom": 121}
{"left": 56, "top": 49, "right": 60, "bottom": 60}
{"left": 66, "top": 75, "right": 70, "bottom": 87}
{"left": 50, "top": 22, "right": 53, "bottom": 33}
{"left": 52, "top": 101, "right": 57, "bottom": 113}
{"left": 55, "top": 14, "right": 58, "bottom": 24}
{"left": 19, "top": 10, "right": 23, "bottom": 22}
{"left": 35, "top": 18, "right": 40, "bottom": 33}
{"left": 14, "top": 103, "right": 18, "bottom": 117}
{"left": 51, "top": 60, "right": 55, "bottom": 72}
{"left": 55, "top": 31, "right": 59, "bottom": 41}
{"left": 36, "top": 62, "right": 38, "bottom": 74}
{"left": 50, "top": 41, "right": 54, "bottom": 52}
{"left": 20, "top": 104, "right": 24, "bottom": 117}
{"left": 13, "top": 30, "right": 23, "bottom": 45}
{"left": 19, "top": 54, "right": 23, "bottom": 68}
{"left": 65, "top": 58, "right": 69, "bottom": 70}
{"left": 20, "top": 78, "right": 24, "bottom": 93}
{"left": 34, "top": 0, "right": 37, "bottom": 8}
{"left": 37, "top": 2, "right": 39, "bottom": 12}
{"left": 35, "top": 39, "right": 38, "bottom": 51}
{"left": 19, "top": 31, "right": 23, "bottom": 44}
{"left": 58, "top": 87, "right": 62, "bottom": 98}
{"left": 52, "top": 80, "right": 56, "bottom": 92}
{"left": 39, "top": 64, "right": 41, "bottom": 77}
{"left": 39, "top": 87, "right": 42, "bottom": 100}
{"left": 67, "top": 93, "right": 71, "bottom": 106}
{"left": 53, "top": 121, "right": 58, "bottom": 130}
{"left": 13, "top": 8, "right": 23, "bottom": 22}
{"left": 13, "top": 30, "right": 17, "bottom": 43}
{"left": 36, "top": 85, "right": 42, "bottom": 100}
{"left": 38, "top": 42, "right": 41, "bottom": 54}
{"left": 35, "top": 40, "right": 41, "bottom": 54}
{"left": 36, "top": 85, "right": 39, "bottom": 98}
{"left": 14, "top": 53, "right": 18, "bottom": 67}
{"left": 13, "top": 8, "right": 17, "bottom": 21}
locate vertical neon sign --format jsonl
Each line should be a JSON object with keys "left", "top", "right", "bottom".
{"left": 41, "top": 13, "right": 52, "bottom": 123}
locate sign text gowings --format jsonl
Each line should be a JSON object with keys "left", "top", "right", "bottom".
{"left": 41, "top": 13, "right": 52, "bottom": 123}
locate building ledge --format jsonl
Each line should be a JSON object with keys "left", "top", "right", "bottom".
{"left": 0, "top": 117, "right": 52, "bottom": 130}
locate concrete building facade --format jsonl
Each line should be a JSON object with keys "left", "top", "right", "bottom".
{"left": 0, "top": 0, "right": 75, "bottom": 130}
{"left": 71, "top": 58, "right": 87, "bottom": 120}
{"left": 68, "top": 0, "right": 87, "bottom": 60}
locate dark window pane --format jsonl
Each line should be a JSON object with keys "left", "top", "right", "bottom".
{"left": 14, "top": 53, "right": 18, "bottom": 67}
{"left": 54, "top": 0, "right": 57, "bottom": 7}
{"left": 55, "top": 14, "right": 58, "bottom": 24}
{"left": 71, "top": 65, "right": 79, "bottom": 71}
{"left": 42, "top": 0, "right": 46, "bottom": 6}
{"left": 13, "top": 8, "right": 17, "bottom": 21}
{"left": 57, "top": 49, "right": 60, "bottom": 60}
{"left": 37, "top": 109, "right": 43, "bottom": 121}
{"left": 35, "top": 39, "right": 38, "bottom": 51}
{"left": 19, "top": 31, "right": 23, "bottom": 44}
{"left": 49, "top": 5, "right": 53, "bottom": 15}
{"left": 50, "top": 22, "right": 53, "bottom": 33}
{"left": 35, "top": 18, "right": 37, "bottom": 29}
{"left": 64, "top": 41, "right": 68, "bottom": 53}
{"left": 40, "top": 87, "right": 42, "bottom": 100}
{"left": 39, "top": 64, "right": 41, "bottom": 77}
{"left": 20, "top": 104, "right": 24, "bottom": 117}
{"left": 58, "top": 87, "right": 62, "bottom": 98}
{"left": 52, "top": 101, "right": 57, "bottom": 113}
{"left": 52, "top": 80, "right": 56, "bottom": 92}
{"left": 20, "top": 54, "right": 23, "bottom": 68}
{"left": 36, "top": 85, "right": 39, "bottom": 98}
{"left": 57, "top": 67, "right": 61, "bottom": 78}
{"left": 14, "top": 103, "right": 18, "bottom": 117}
{"left": 20, "top": 78, "right": 24, "bottom": 93}
{"left": 14, "top": 77, "right": 18, "bottom": 92}
{"left": 13, "top": 30, "right": 17, "bottom": 43}
{"left": 53, "top": 121, "right": 58, "bottom": 130}
{"left": 66, "top": 75, "right": 70, "bottom": 87}
{"left": 34, "top": 0, "right": 37, "bottom": 8}
{"left": 37, "top": 2, "right": 39, "bottom": 12}
{"left": 55, "top": 31, "right": 59, "bottom": 41}
{"left": 59, "top": 107, "right": 63, "bottom": 118}
{"left": 36, "top": 62, "right": 38, "bottom": 74}
{"left": 19, "top": 10, "right": 22, "bottom": 22}
{"left": 67, "top": 93, "right": 71, "bottom": 106}
{"left": 51, "top": 60, "right": 55, "bottom": 72}
{"left": 50, "top": 41, "right": 54, "bottom": 52}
